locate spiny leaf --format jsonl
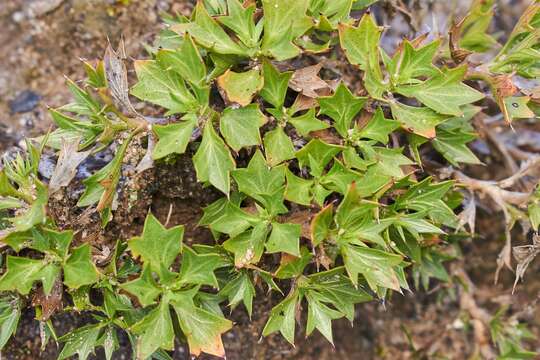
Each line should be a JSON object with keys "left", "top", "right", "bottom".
{"left": 261, "top": 0, "right": 312, "bottom": 60}
{"left": 355, "top": 107, "right": 399, "bottom": 144}
{"left": 263, "top": 127, "right": 296, "bottom": 166}
{"left": 265, "top": 222, "right": 301, "bottom": 256}
{"left": 119, "top": 266, "right": 162, "bottom": 307}
{"left": 219, "top": 104, "right": 267, "bottom": 151}
{"left": 262, "top": 291, "right": 299, "bottom": 345}
{"left": 260, "top": 60, "right": 292, "bottom": 108}
{"left": 193, "top": 121, "right": 236, "bottom": 195}
{"left": 178, "top": 247, "right": 223, "bottom": 287}
{"left": 232, "top": 150, "right": 285, "bottom": 199}
{"left": 396, "top": 66, "right": 484, "bottom": 116}
{"left": 63, "top": 244, "right": 100, "bottom": 289}
{"left": 218, "top": 0, "right": 261, "bottom": 48}
{"left": 152, "top": 114, "right": 197, "bottom": 160}
{"left": 58, "top": 323, "right": 103, "bottom": 360}
{"left": 172, "top": 295, "right": 232, "bottom": 357}
{"left": 284, "top": 167, "right": 314, "bottom": 206}
{"left": 156, "top": 34, "right": 207, "bottom": 85}
{"left": 0, "top": 256, "right": 49, "bottom": 295}
{"left": 131, "top": 300, "right": 175, "bottom": 359}
{"left": 390, "top": 101, "right": 449, "bottom": 139}
{"left": 219, "top": 271, "right": 255, "bottom": 317}
{"left": 217, "top": 68, "right": 263, "bottom": 106}
{"left": 305, "top": 291, "right": 342, "bottom": 344}
{"left": 341, "top": 244, "right": 403, "bottom": 291}
{"left": 289, "top": 108, "right": 329, "bottom": 137}
{"left": 131, "top": 60, "right": 199, "bottom": 115}
{"left": 296, "top": 139, "right": 343, "bottom": 176}
{"left": 223, "top": 222, "right": 270, "bottom": 267}
{"left": 187, "top": 2, "right": 250, "bottom": 56}
{"left": 390, "top": 39, "right": 441, "bottom": 84}
{"left": 318, "top": 82, "right": 366, "bottom": 137}
{"left": 338, "top": 13, "right": 386, "bottom": 97}
{"left": 127, "top": 212, "right": 184, "bottom": 279}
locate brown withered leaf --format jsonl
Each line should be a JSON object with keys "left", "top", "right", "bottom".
{"left": 49, "top": 138, "right": 91, "bottom": 194}
{"left": 289, "top": 64, "right": 330, "bottom": 98}
{"left": 135, "top": 133, "right": 155, "bottom": 174}
{"left": 104, "top": 40, "right": 137, "bottom": 115}
{"left": 449, "top": 18, "right": 473, "bottom": 64}
{"left": 310, "top": 129, "right": 342, "bottom": 145}
{"left": 456, "top": 194, "right": 477, "bottom": 234}
{"left": 283, "top": 210, "right": 313, "bottom": 239}
{"left": 512, "top": 234, "right": 540, "bottom": 293}
{"left": 32, "top": 280, "right": 63, "bottom": 321}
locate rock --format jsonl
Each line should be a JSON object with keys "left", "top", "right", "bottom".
{"left": 25, "top": 0, "right": 65, "bottom": 18}
{"left": 9, "top": 90, "right": 41, "bottom": 114}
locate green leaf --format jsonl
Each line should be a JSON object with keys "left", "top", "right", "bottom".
{"left": 392, "top": 214, "right": 444, "bottom": 236}
{"left": 296, "top": 139, "right": 343, "bottom": 176}
{"left": 220, "top": 105, "right": 267, "bottom": 151}
{"left": 152, "top": 114, "right": 197, "bottom": 160}
{"left": 260, "top": 60, "right": 292, "bottom": 108}
{"left": 305, "top": 291, "right": 342, "bottom": 344}
{"left": 219, "top": 271, "right": 255, "bottom": 317}
{"left": 261, "top": 0, "right": 312, "bottom": 60}
{"left": 432, "top": 128, "right": 481, "bottom": 166}
{"left": 306, "top": 270, "right": 372, "bottom": 321}
{"left": 0, "top": 256, "right": 47, "bottom": 295}
{"left": 355, "top": 107, "right": 399, "bottom": 144}
{"left": 188, "top": 2, "right": 250, "bottom": 56}
{"left": 178, "top": 247, "right": 222, "bottom": 287}
{"left": 284, "top": 167, "right": 313, "bottom": 206}
{"left": 0, "top": 296, "right": 21, "bottom": 350}
{"left": 63, "top": 244, "right": 99, "bottom": 289}
{"left": 311, "top": 204, "right": 334, "bottom": 246}
{"left": 320, "top": 160, "right": 358, "bottom": 195}
{"left": 128, "top": 212, "right": 184, "bottom": 279}
{"left": 193, "top": 121, "right": 236, "bottom": 195}
{"left": 199, "top": 197, "right": 259, "bottom": 237}
{"left": 131, "top": 60, "right": 199, "bottom": 115}
{"left": 396, "top": 66, "right": 484, "bottom": 116}
{"left": 352, "top": 0, "right": 378, "bottom": 10}
{"left": 156, "top": 34, "right": 207, "bottom": 85}
{"left": 266, "top": 222, "right": 301, "bottom": 256}
{"left": 232, "top": 150, "right": 285, "bottom": 200}
{"left": 119, "top": 266, "right": 162, "bottom": 307}
{"left": 132, "top": 301, "right": 175, "bottom": 359}
{"left": 335, "top": 183, "right": 376, "bottom": 231}
{"left": 529, "top": 201, "right": 540, "bottom": 231}
{"left": 341, "top": 244, "right": 403, "bottom": 291}
{"left": 218, "top": 0, "right": 260, "bottom": 48}
{"left": 223, "top": 222, "right": 270, "bottom": 267}
{"left": 504, "top": 96, "right": 535, "bottom": 120}
{"left": 262, "top": 291, "right": 299, "bottom": 345}
{"left": 390, "top": 101, "right": 449, "bottom": 138}
{"left": 58, "top": 324, "right": 102, "bottom": 360}
{"left": 172, "top": 295, "right": 232, "bottom": 357}
{"left": 263, "top": 127, "right": 296, "bottom": 166}
{"left": 390, "top": 40, "right": 440, "bottom": 84}
{"left": 289, "top": 108, "right": 329, "bottom": 137}
{"left": 338, "top": 14, "right": 386, "bottom": 97}
{"left": 217, "top": 69, "right": 263, "bottom": 106}
{"left": 310, "top": 0, "right": 353, "bottom": 28}
{"left": 275, "top": 247, "right": 313, "bottom": 279}
{"left": 77, "top": 135, "right": 132, "bottom": 226}
{"left": 318, "top": 83, "right": 366, "bottom": 137}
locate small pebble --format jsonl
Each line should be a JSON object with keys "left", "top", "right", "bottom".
{"left": 9, "top": 90, "right": 41, "bottom": 114}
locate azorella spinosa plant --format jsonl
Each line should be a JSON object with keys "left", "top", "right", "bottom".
{"left": 0, "top": 0, "right": 539, "bottom": 358}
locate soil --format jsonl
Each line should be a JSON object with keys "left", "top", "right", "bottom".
{"left": 1, "top": 1, "right": 539, "bottom": 360}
